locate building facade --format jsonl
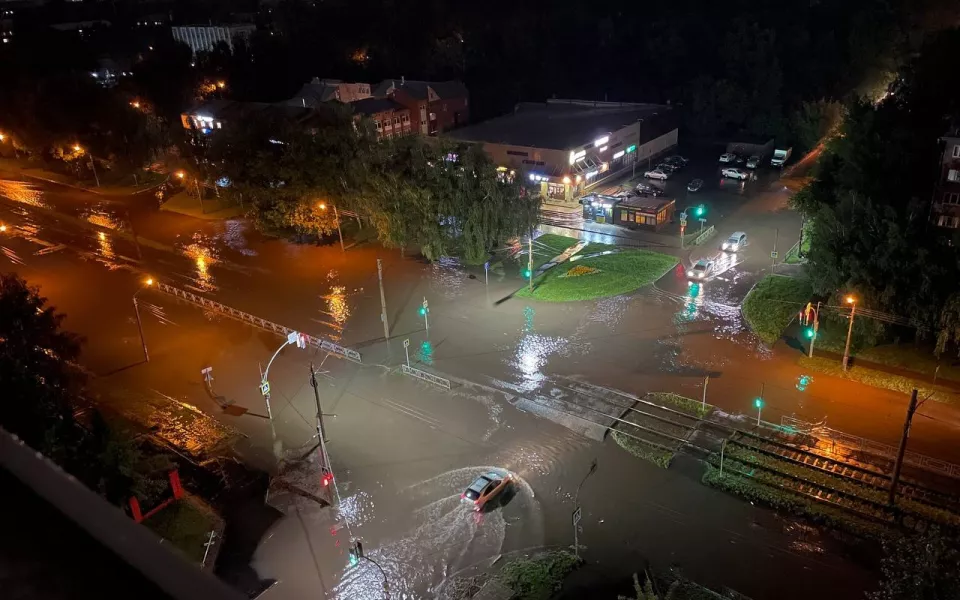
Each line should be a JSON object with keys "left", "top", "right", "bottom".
{"left": 349, "top": 98, "right": 412, "bottom": 140}
{"left": 447, "top": 99, "right": 678, "bottom": 203}
{"left": 934, "top": 132, "right": 960, "bottom": 229}
{"left": 373, "top": 78, "right": 468, "bottom": 135}
{"left": 171, "top": 24, "right": 255, "bottom": 55}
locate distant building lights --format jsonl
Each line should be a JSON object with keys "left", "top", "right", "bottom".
{"left": 593, "top": 136, "right": 609, "bottom": 147}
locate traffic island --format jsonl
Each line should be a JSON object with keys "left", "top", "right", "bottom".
{"left": 516, "top": 249, "right": 678, "bottom": 302}
{"left": 741, "top": 275, "right": 813, "bottom": 343}
{"left": 452, "top": 550, "right": 580, "bottom": 600}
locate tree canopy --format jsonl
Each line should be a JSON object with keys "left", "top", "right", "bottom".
{"left": 208, "top": 111, "right": 538, "bottom": 261}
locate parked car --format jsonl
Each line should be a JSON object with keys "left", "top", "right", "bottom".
{"left": 733, "top": 155, "right": 746, "bottom": 165}
{"left": 687, "top": 259, "right": 714, "bottom": 280}
{"left": 721, "top": 167, "right": 749, "bottom": 180}
{"left": 687, "top": 178, "right": 704, "bottom": 192}
{"left": 664, "top": 155, "right": 689, "bottom": 167}
{"left": 722, "top": 231, "right": 747, "bottom": 252}
{"left": 644, "top": 168, "right": 670, "bottom": 180}
{"left": 719, "top": 153, "right": 737, "bottom": 163}
{"left": 746, "top": 155, "right": 761, "bottom": 169}
{"left": 635, "top": 182, "right": 664, "bottom": 196}
{"left": 462, "top": 471, "right": 512, "bottom": 512}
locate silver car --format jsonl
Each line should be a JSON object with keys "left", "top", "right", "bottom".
{"left": 722, "top": 232, "right": 747, "bottom": 252}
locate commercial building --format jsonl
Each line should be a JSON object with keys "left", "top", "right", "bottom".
{"left": 581, "top": 194, "right": 675, "bottom": 231}
{"left": 286, "top": 78, "right": 372, "bottom": 107}
{"left": 171, "top": 24, "right": 255, "bottom": 55}
{"left": 349, "top": 97, "right": 412, "bottom": 140}
{"left": 373, "top": 78, "right": 469, "bottom": 135}
{"left": 447, "top": 99, "right": 678, "bottom": 203}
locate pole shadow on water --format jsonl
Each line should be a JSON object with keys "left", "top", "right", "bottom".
{"left": 99, "top": 359, "right": 147, "bottom": 377}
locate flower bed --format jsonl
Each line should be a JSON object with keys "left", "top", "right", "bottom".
{"left": 560, "top": 265, "right": 600, "bottom": 278}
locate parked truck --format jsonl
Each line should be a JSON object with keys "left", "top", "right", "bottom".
{"left": 770, "top": 147, "right": 792, "bottom": 167}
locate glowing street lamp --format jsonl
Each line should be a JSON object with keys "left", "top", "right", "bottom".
{"left": 132, "top": 277, "right": 154, "bottom": 362}
{"left": 216, "top": 81, "right": 226, "bottom": 89}
{"left": 317, "top": 201, "right": 344, "bottom": 252}
{"left": 73, "top": 144, "right": 99, "bottom": 187}
{"left": 842, "top": 295, "right": 857, "bottom": 371}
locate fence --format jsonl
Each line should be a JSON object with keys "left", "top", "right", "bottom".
{"left": 154, "top": 282, "right": 362, "bottom": 363}
{"left": 780, "top": 416, "right": 960, "bottom": 480}
{"left": 691, "top": 224, "right": 716, "bottom": 246}
{"left": 401, "top": 364, "right": 451, "bottom": 390}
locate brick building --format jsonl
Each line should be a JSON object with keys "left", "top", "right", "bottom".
{"left": 349, "top": 98, "right": 412, "bottom": 140}
{"left": 286, "top": 78, "right": 372, "bottom": 107}
{"left": 934, "top": 130, "right": 960, "bottom": 229}
{"left": 372, "top": 78, "right": 468, "bottom": 135}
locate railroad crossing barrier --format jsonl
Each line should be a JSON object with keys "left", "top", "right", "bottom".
{"left": 400, "top": 364, "right": 451, "bottom": 390}
{"left": 154, "top": 282, "right": 362, "bottom": 363}
{"left": 780, "top": 416, "right": 960, "bottom": 480}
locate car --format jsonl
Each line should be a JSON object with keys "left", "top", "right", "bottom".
{"left": 656, "top": 163, "right": 677, "bottom": 174}
{"left": 687, "top": 178, "right": 703, "bottom": 192}
{"left": 462, "top": 471, "right": 512, "bottom": 512}
{"left": 722, "top": 231, "right": 747, "bottom": 252}
{"left": 613, "top": 190, "right": 634, "bottom": 198}
{"left": 719, "top": 153, "right": 737, "bottom": 163}
{"left": 664, "top": 155, "right": 689, "bottom": 167}
{"left": 721, "top": 167, "right": 749, "bottom": 180}
{"left": 635, "top": 182, "right": 664, "bottom": 196}
{"left": 644, "top": 168, "right": 670, "bottom": 180}
{"left": 745, "top": 155, "right": 761, "bottom": 169}
{"left": 687, "top": 259, "right": 714, "bottom": 280}
{"left": 733, "top": 155, "right": 746, "bottom": 165}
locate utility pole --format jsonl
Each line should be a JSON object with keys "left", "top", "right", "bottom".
{"left": 528, "top": 232, "right": 534, "bottom": 291}
{"left": 842, "top": 298, "right": 857, "bottom": 371}
{"left": 701, "top": 376, "right": 709, "bottom": 411}
{"left": 309, "top": 362, "right": 332, "bottom": 504}
{"left": 771, "top": 228, "right": 779, "bottom": 273}
{"left": 89, "top": 155, "right": 100, "bottom": 187}
{"left": 808, "top": 301, "right": 820, "bottom": 358}
{"left": 888, "top": 389, "right": 919, "bottom": 506}
{"left": 334, "top": 205, "right": 345, "bottom": 252}
{"left": 377, "top": 259, "right": 389, "bottom": 339}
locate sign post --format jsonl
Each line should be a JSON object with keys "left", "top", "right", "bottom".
{"left": 403, "top": 338, "right": 410, "bottom": 368}
{"left": 572, "top": 506, "right": 582, "bottom": 558}
{"left": 421, "top": 298, "right": 429, "bottom": 332}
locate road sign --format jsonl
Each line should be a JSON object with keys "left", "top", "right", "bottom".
{"left": 770, "top": 251, "right": 779, "bottom": 259}
{"left": 572, "top": 506, "right": 582, "bottom": 526}
{"left": 259, "top": 381, "right": 270, "bottom": 396}
{"left": 699, "top": 218, "right": 706, "bottom": 223}
{"left": 201, "top": 367, "right": 213, "bottom": 383}
{"left": 422, "top": 299, "right": 428, "bottom": 309}
{"left": 403, "top": 338, "right": 410, "bottom": 348}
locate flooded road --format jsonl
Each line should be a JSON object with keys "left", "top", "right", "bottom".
{"left": 0, "top": 171, "right": 904, "bottom": 599}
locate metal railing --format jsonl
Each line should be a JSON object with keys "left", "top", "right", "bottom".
{"left": 400, "top": 364, "right": 451, "bottom": 389}
{"left": 691, "top": 225, "right": 715, "bottom": 246}
{"left": 780, "top": 416, "right": 960, "bottom": 480}
{"left": 154, "top": 282, "right": 362, "bottom": 363}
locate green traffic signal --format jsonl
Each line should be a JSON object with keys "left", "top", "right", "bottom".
{"left": 695, "top": 205, "right": 705, "bottom": 217}
{"left": 754, "top": 398, "right": 763, "bottom": 408}
{"left": 419, "top": 307, "right": 427, "bottom": 316}
{"left": 804, "top": 327, "right": 814, "bottom": 339}
{"left": 523, "top": 269, "right": 532, "bottom": 278}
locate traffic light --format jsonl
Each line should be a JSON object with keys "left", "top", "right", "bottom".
{"left": 347, "top": 540, "right": 364, "bottom": 568}
{"left": 418, "top": 306, "right": 427, "bottom": 316}
{"left": 694, "top": 205, "right": 705, "bottom": 217}
{"left": 754, "top": 398, "right": 763, "bottom": 409}
{"left": 321, "top": 470, "right": 333, "bottom": 487}
{"left": 523, "top": 268, "right": 532, "bottom": 278}
{"left": 804, "top": 327, "right": 815, "bottom": 339}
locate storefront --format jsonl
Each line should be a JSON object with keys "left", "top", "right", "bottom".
{"left": 580, "top": 194, "right": 618, "bottom": 224}
{"left": 614, "top": 196, "right": 674, "bottom": 231}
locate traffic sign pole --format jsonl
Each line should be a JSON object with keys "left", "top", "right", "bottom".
{"left": 403, "top": 338, "right": 410, "bottom": 367}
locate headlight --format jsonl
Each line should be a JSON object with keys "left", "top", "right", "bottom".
{"left": 722, "top": 243, "right": 729, "bottom": 249}
{"left": 687, "top": 271, "right": 694, "bottom": 277}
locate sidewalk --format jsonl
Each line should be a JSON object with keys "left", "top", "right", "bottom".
{"left": 160, "top": 191, "right": 245, "bottom": 221}
{"left": 0, "top": 158, "right": 166, "bottom": 199}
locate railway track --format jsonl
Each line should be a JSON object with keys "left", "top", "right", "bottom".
{"left": 729, "top": 430, "right": 960, "bottom": 513}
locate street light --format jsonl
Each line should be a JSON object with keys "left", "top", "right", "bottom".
{"left": 132, "top": 277, "right": 154, "bottom": 362}
{"left": 842, "top": 295, "right": 857, "bottom": 371}
{"left": 73, "top": 144, "right": 100, "bottom": 187}
{"left": 317, "top": 201, "right": 345, "bottom": 252}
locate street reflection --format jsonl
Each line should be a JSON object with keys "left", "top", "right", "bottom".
{"left": 323, "top": 285, "right": 350, "bottom": 338}
{"left": 0, "top": 180, "right": 47, "bottom": 208}
{"left": 181, "top": 233, "right": 219, "bottom": 291}
{"left": 96, "top": 230, "right": 116, "bottom": 260}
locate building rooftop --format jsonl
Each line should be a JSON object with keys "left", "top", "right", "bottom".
{"left": 616, "top": 195, "right": 675, "bottom": 212}
{"left": 373, "top": 78, "right": 468, "bottom": 101}
{"left": 447, "top": 99, "right": 673, "bottom": 151}
{"left": 349, "top": 97, "right": 405, "bottom": 116}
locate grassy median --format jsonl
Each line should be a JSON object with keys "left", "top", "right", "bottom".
{"left": 517, "top": 249, "right": 678, "bottom": 302}
{"left": 741, "top": 275, "right": 813, "bottom": 343}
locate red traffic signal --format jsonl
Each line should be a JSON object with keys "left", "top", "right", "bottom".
{"left": 321, "top": 471, "right": 333, "bottom": 487}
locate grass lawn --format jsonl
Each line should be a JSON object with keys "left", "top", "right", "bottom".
{"left": 741, "top": 275, "right": 813, "bottom": 344}
{"left": 143, "top": 498, "right": 219, "bottom": 563}
{"left": 577, "top": 241, "right": 618, "bottom": 255}
{"left": 611, "top": 430, "right": 675, "bottom": 468}
{"left": 530, "top": 233, "right": 580, "bottom": 269}
{"left": 797, "top": 356, "right": 957, "bottom": 404}
{"left": 516, "top": 249, "right": 678, "bottom": 302}
{"left": 495, "top": 550, "right": 580, "bottom": 600}
{"left": 784, "top": 221, "right": 812, "bottom": 264}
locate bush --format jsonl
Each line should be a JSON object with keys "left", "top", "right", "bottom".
{"left": 741, "top": 275, "right": 813, "bottom": 343}
{"left": 611, "top": 430, "right": 675, "bottom": 468}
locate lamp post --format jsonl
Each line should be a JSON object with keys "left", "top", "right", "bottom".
{"left": 842, "top": 295, "right": 857, "bottom": 371}
{"left": 260, "top": 331, "right": 306, "bottom": 458}
{"left": 177, "top": 170, "right": 204, "bottom": 213}
{"left": 74, "top": 144, "right": 100, "bottom": 187}
{"left": 572, "top": 458, "right": 597, "bottom": 559}
{"left": 132, "top": 277, "right": 154, "bottom": 362}
{"left": 318, "top": 202, "right": 345, "bottom": 252}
